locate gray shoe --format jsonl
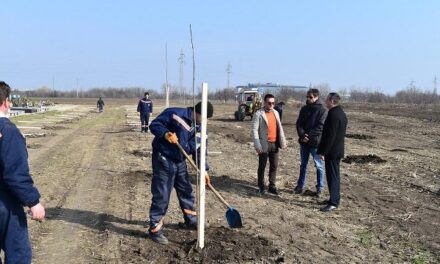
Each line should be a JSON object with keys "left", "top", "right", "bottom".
{"left": 256, "top": 187, "right": 266, "bottom": 196}
{"left": 294, "top": 186, "right": 305, "bottom": 194}
{"left": 150, "top": 233, "right": 169, "bottom": 245}
{"left": 315, "top": 189, "right": 322, "bottom": 198}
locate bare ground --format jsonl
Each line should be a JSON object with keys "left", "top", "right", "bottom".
{"left": 16, "top": 99, "right": 439, "bottom": 263}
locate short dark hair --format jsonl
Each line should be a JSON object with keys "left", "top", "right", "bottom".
{"left": 307, "top": 89, "right": 320, "bottom": 97}
{"left": 264, "top": 93, "right": 275, "bottom": 101}
{"left": 327, "top": 92, "right": 341, "bottom": 104}
{"left": 0, "top": 81, "right": 11, "bottom": 103}
{"left": 144, "top": 92, "right": 149, "bottom": 96}
{"left": 194, "top": 101, "right": 214, "bottom": 118}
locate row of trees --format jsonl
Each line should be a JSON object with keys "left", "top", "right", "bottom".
{"left": 14, "top": 83, "right": 439, "bottom": 104}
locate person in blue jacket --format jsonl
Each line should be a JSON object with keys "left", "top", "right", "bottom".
{"left": 137, "top": 92, "right": 153, "bottom": 133}
{"left": 148, "top": 101, "right": 214, "bottom": 245}
{"left": 0, "top": 81, "right": 45, "bottom": 264}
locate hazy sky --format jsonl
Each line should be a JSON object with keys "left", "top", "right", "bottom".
{"left": 1, "top": 0, "right": 439, "bottom": 94}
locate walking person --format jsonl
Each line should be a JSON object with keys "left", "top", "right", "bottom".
{"left": 294, "top": 89, "right": 327, "bottom": 197}
{"left": 0, "top": 81, "right": 45, "bottom": 263}
{"left": 137, "top": 92, "right": 153, "bottom": 133}
{"left": 148, "top": 101, "right": 213, "bottom": 244}
{"left": 317, "top": 93, "right": 347, "bottom": 212}
{"left": 252, "top": 94, "right": 287, "bottom": 195}
{"left": 97, "top": 97, "right": 105, "bottom": 113}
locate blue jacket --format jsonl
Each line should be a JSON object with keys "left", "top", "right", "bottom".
{"left": 137, "top": 98, "right": 153, "bottom": 114}
{"left": 150, "top": 107, "right": 208, "bottom": 169}
{"left": 0, "top": 118, "right": 40, "bottom": 207}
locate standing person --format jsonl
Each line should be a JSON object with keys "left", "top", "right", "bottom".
{"left": 148, "top": 101, "right": 214, "bottom": 244}
{"left": 97, "top": 97, "right": 105, "bottom": 113}
{"left": 137, "top": 92, "right": 153, "bottom": 133}
{"left": 294, "top": 89, "right": 328, "bottom": 197}
{"left": 274, "top": 102, "right": 285, "bottom": 122}
{"left": 252, "top": 94, "right": 287, "bottom": 195}
{"left": 0, "top": 81, "right": 45, "bottom": 263}
{"left": 317, "top": 93, "right": 347, "bottom": 212}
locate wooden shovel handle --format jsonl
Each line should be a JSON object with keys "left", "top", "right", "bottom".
{"left": 176, "top": 142, "right": 230, "bottom": 208}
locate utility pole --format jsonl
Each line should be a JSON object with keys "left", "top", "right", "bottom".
{"left": 76, "top": 78, "right": 79, "bottom": 98}
{"left": 165, "top": 42, "right": 169, "bottom": 108}
{"left": 226, "top": 62, "right": 232, "bottom": 89}
{"left": 178, "top": 49, "right": 185, "bottom": 104}
{"left": 52, "top": 77, "right": 55, "bottom": 98}
{"left": 434, "top": 76, "right": 438, "bottom": 95}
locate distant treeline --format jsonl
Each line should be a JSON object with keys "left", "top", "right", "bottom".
{"left": 14, "top": 83, "right": 439, "bottom": 104}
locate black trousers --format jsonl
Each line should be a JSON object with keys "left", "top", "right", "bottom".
{"left": 257, "top": 142, "right": 279, "bottom": 189}
{"left": 140, "top": 113, "right": 150, "bottom": 131}
{"left": 325, "top": 158, "right": 341, "bottom": 206}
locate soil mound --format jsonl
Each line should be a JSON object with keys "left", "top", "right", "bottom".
{"left": 130, "top": 149, "right": 151, "bottom": 157}
{"left": 342, "top": 154, "right": 387, "bottom": 164}
{"left": 126, "top": 227, "right": 284, "bottom": 263}
{"left": 345, "top": 133, "right": 375, "bottom": 140}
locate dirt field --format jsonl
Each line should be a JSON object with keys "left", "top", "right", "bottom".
{"left": 9, "top": 99, "right": 439, "bottom": 263}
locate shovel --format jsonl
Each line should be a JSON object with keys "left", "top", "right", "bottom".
{"left": 176, "top": 142, "right": 243, "bottom": 228}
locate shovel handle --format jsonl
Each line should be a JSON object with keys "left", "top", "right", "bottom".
{"left": 176, "top": 142, "right": 231, "bottom": 208}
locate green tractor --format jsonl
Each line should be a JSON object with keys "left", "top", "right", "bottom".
{"left": 234, "top": 89, "right": 262, "bottom": 121}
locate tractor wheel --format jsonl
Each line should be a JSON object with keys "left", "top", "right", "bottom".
{"left": 238, "top": 105, "right": 247, "bottom": 121}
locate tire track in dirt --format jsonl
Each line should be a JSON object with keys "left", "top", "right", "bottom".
{"left": 29, "top": 107, "right": 128, "bottom": 263}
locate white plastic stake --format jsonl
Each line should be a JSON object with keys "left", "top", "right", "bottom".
{"left": 197, "top": 82, "right": 208, "bottom": 249}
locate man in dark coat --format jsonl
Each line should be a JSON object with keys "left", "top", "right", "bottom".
{"left": 137, "top": 92, "right": 153, "bottom": 133}
{"left": 294, "top": 89, "right": 327, "bottom": 196}
{"left": 148, "top": 102, "right": 213, "bottom": 244}
{"left": 0, "top": 81, "right": 45, "bottom": 263}
{"left": 97, "top": 97, "right": 105, "bottom": 112}
{"left": 317, "top": 93, "right": 347, "bottom": 212}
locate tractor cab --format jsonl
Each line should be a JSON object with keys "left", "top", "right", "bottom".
{"left": 234, "top": 87, "right": 263, "bottom": 121}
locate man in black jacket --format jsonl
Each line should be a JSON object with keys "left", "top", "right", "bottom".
{"left": 294, "top": 89, "right": 327, "bottom": 196}
{"left": 317, "top": 93, "right": 347, "bottom": 212}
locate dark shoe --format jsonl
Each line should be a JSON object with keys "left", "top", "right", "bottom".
{"left": 294, "top": 186, "right": 305, "bottom": 194}
{"left": 178, "top": 221, "right": 197, "bottom": 230}
{"left": 320, "top": 204, "right": 337, "bottom": 212}
{"left": 150, "top": 233, "right": 169, "bottom": 245}
{"left": 256, "top": 187, "right": 266, "bottom": 196}
{"left": 268, "top": 186, "right": 280, "bottom": 195}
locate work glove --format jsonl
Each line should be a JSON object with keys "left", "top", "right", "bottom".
{"left": 164, "top": 132, "right": 178, "bottom": 144}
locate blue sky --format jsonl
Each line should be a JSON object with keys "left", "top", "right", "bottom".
{"left": 1, "top": 0, "right": 439, "bottom": 94}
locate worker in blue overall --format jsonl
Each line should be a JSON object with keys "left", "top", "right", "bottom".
{"left": 0, "top": 81, "right": 45, "bottom": 264}
{"left": 97, "top": 97, "right": 105, "bottom": 113}
{"left": 137, "top": 92, "right": 153, "bottom": 133}
{"left": 148, "top": 101, "right": 214, "bottom": 244}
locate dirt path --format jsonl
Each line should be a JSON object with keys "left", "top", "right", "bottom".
{"left": 28, "top": 106, "right": 138, "bottom": 263}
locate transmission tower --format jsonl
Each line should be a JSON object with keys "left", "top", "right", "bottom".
{"left": 226, "top": 62, "right": 232, "bottom": 89}
{"left": 178, "top": 49, "right": 185, "bottom": 104}
{"left": 434, "top": 76, "right": 438, "bottom": 95}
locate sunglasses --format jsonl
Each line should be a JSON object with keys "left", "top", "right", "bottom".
{"left": 266, "top": 101, "right": 275, "bottom": 105}
{"left": 307, "top": 96, "right": 314, "bottom": 99}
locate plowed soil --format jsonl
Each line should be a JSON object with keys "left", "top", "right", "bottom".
{"left": 15, "top": 99, "right": 439, "bottom": 263}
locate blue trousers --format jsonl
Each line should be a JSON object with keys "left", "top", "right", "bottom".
{"left": 0, "top": 193, "right": 32, "bottom": 264}
{"left": 297, "top": 144, "right": 325, "bottom": 191}
{"left": 325, "top": 159, "right": 341, "bottom": 207}
{"left": 149, "top": 151, "right": 196, "bottom": 235}
{"left": 140, "top": 113, "right": 150, "bottom": 132}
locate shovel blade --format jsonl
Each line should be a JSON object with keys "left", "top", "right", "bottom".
{"left": 225, "top": 207, "right": 243, "bottom": 228}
